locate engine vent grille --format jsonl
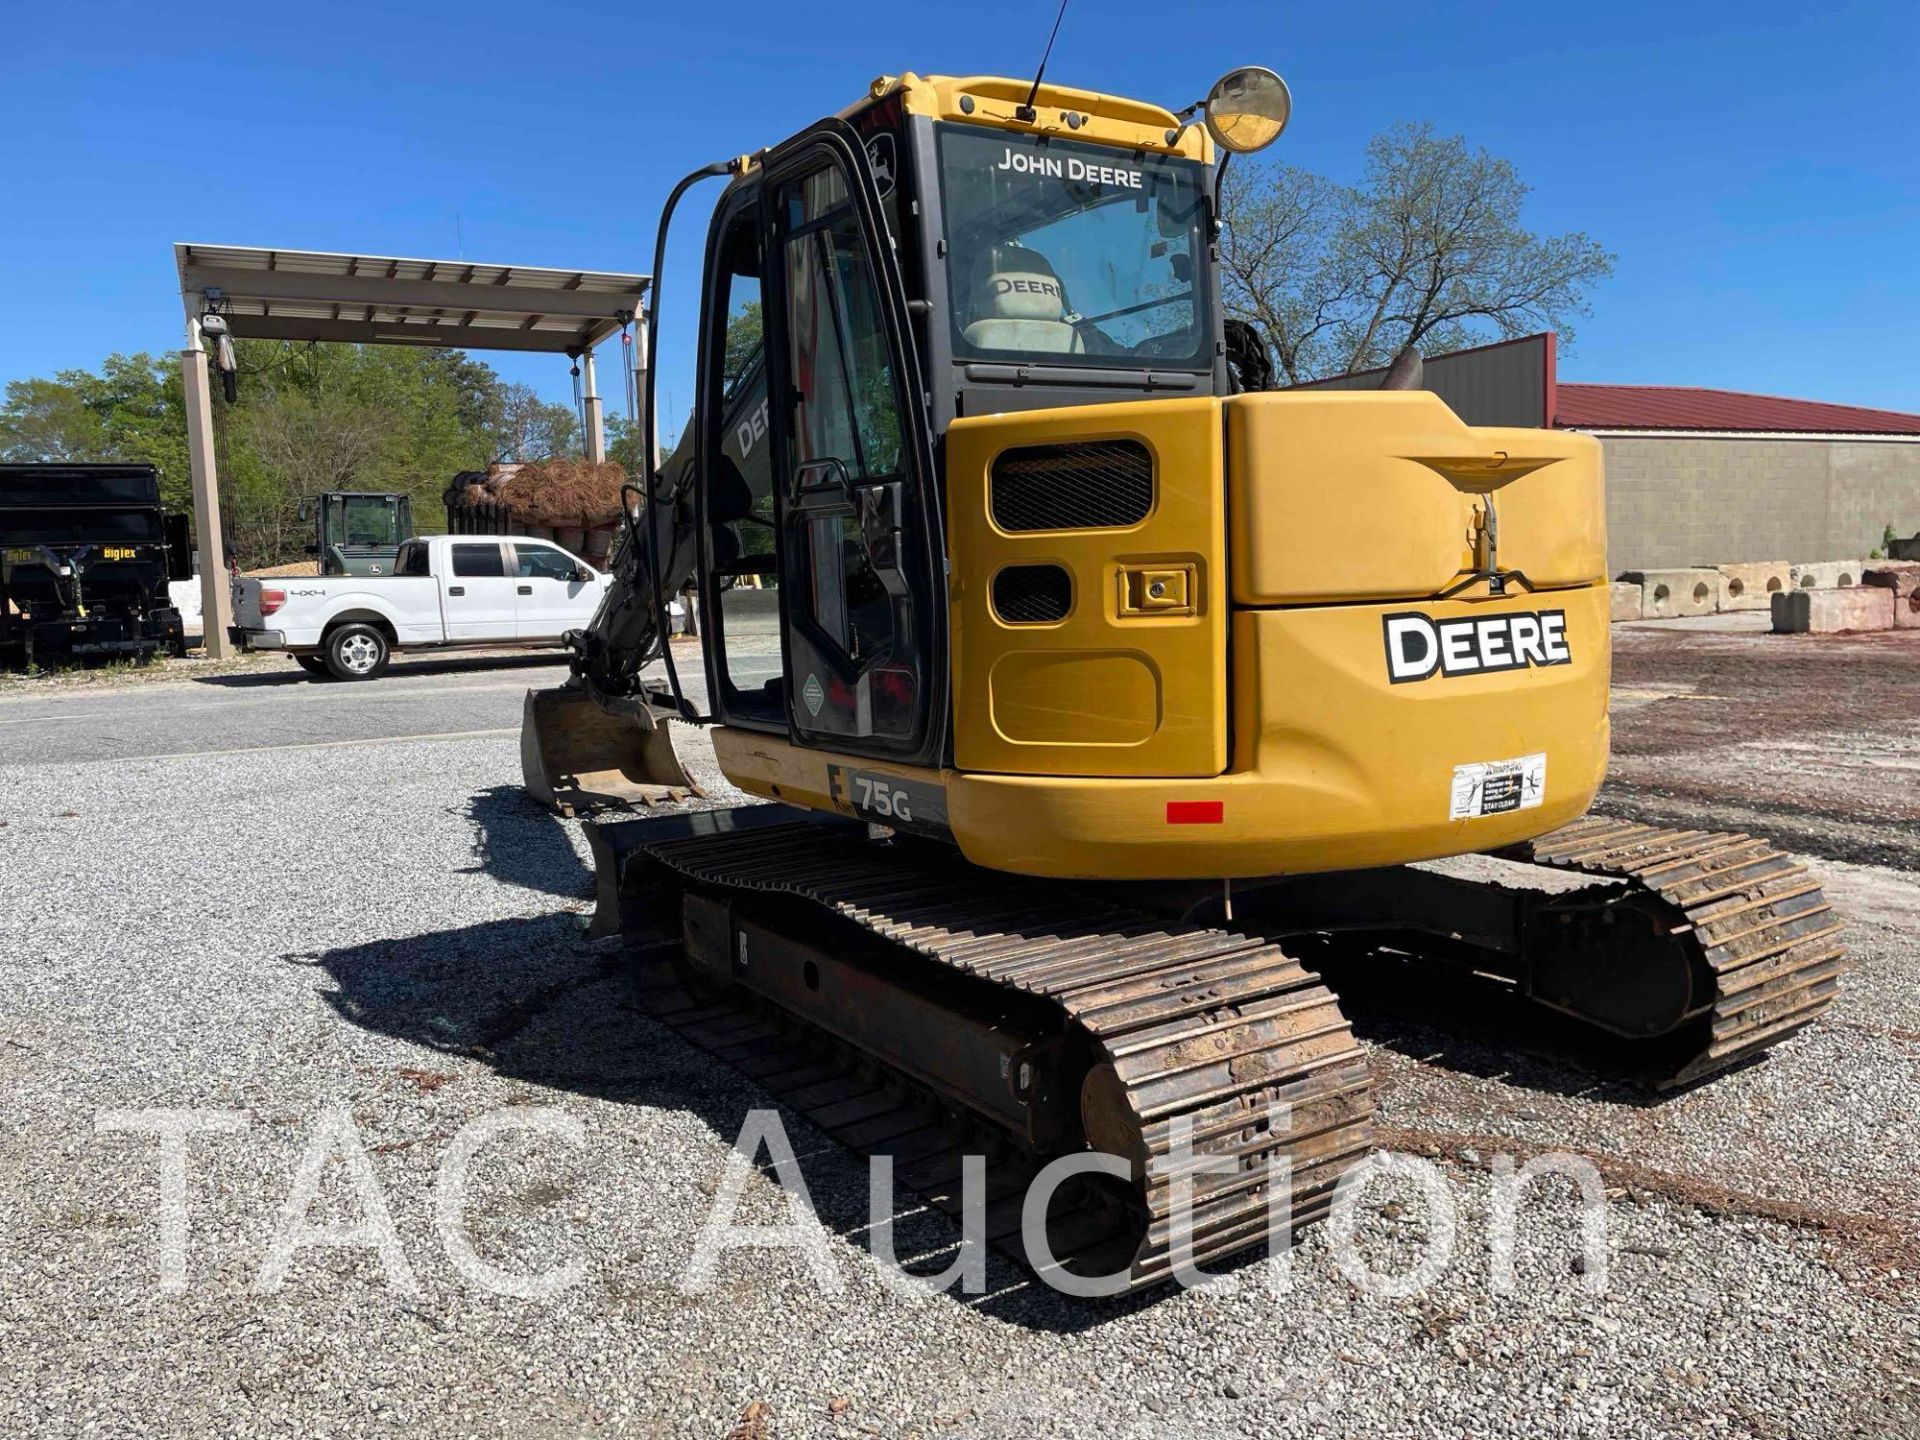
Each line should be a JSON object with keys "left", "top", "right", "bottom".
{"left": 989, "top": 439, "right": 1154, "bottom": 532}
{"left": 992, "top": 564, "right": 1073, "bottom": 624}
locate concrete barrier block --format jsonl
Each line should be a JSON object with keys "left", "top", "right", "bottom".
{"left": 1789, "top": 560, "right": 1869, "bottom": 591}
{"left": 1862, "top": 562, "right": 1920, "bottom": 629}
{"left": 1609, "top": 581, "right": 1643, "bottom": 623}
{"left": 1619, "top": 568, "right": 1721, "bottom": 619}
{"left": 1713, "top": 561, "right": 1790, "bottom": 612}
{"left": 1771, "top": 587, "right": 1896, "bottom": 634}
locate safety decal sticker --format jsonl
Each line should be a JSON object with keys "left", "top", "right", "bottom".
{"left": 801, "top": 672, "right": 825, "bottom": 717}
{"left": 1450, "top": 752, "right": 1546, "bottom": 821}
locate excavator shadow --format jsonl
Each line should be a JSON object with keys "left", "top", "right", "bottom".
{"left": 296, "top": 906, "right": 1202, "bottom": 1331}
{"left": 192, "top": 651, "right": 567, "bottom": 688}
{"left": 459, "top": 784, "right": 596, "bottom": 900}
{"left": 1308, "top": 954, "right": 1761, "bottom": 1103}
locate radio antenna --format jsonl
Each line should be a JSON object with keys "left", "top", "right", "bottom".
{"left": 1017, "top": 0, "right": 1071, "bottom": 121}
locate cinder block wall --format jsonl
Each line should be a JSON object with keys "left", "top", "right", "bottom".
{"left": 1596, "top": 435, "right": 1920, "bottom": 573}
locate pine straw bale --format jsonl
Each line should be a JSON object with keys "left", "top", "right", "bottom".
{"left": 468, "top": 459, "right": 630, "bottom": 526}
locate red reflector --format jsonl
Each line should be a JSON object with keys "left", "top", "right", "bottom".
{"left": 1166, "top": 800, "right": 1223, "bottom": 825}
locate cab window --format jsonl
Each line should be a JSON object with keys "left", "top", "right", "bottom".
{"left": 938, "top": 124, "right": 1209, "bottom": 368}
{"left": 515, "top": 544, "right": 581, "bottom": 581}
{"left": 451, "top": 543, "right": 506, "bottom": 578}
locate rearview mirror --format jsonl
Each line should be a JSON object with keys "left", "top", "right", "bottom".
{"left": 1204, "top": 66, "right": 1292, "bottom": 154}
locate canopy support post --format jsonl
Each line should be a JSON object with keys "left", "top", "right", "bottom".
{"left": 182, "top": 312, "right": 235, "bottom": 659}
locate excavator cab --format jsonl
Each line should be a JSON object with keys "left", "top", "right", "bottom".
{"left": 630, "top": 73, "right": 1616, "bottom": 881}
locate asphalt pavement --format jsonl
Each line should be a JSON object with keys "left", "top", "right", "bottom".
{"left": 0, "top": 647, "right": 715, "bottom": 766}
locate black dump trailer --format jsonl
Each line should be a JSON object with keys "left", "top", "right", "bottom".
{"left": 0, "top": 464, "right": 193, "bottom": 668}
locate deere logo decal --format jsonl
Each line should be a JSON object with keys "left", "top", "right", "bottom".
{"left": 1384, "top": 609, "right": 1571, "bottom": 684}
{"left": 990, "top": 277, "right": 1061, "bottom": 301}
{"left": 992, "top": 147, "right": 1145, "bottom": 189}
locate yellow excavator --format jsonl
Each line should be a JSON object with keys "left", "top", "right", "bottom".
{"left": 521, "top": 67, "right": 1844, "bottom": 1289}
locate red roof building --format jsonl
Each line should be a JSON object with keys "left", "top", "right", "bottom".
{"left": 1297, "top": 333, "right": 1920, "bottom": 571}
{"left": 1555, "top": 383, "right": 1920, "bottom": 436}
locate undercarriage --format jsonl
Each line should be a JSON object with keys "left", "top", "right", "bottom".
{"left": 587, "top": 807, "right": 1843, "bottom": 1292}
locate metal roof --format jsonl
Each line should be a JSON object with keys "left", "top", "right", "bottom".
{"left": 174, "top": 243, "right": 649, "bottom": 355}
{"left": 1556, "top": 383, "right": 1920, "bottom": 436}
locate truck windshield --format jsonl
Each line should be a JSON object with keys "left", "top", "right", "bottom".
{"left": 937, "top": 124, "right": 1210, "bottom": 370}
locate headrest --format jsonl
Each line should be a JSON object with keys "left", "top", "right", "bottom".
{"left": 973, "top": 246, "right": 1068, "bottom": 323}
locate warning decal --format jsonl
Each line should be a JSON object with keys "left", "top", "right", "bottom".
{"left": 1449, "top": 752, "right": 1547, "bottom": 821}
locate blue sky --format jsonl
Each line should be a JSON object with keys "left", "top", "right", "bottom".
{"left": 3, "top": 0, "right": 1915, "bottom": 422}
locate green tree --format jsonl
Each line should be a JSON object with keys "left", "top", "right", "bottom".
{"left": 723, "top": 300, "right": 763, "bottom": 396}
{"left": 0, "top": 376, "right": 108, "bottom": 462}
{"left": 0, "top": 339, "right": 602, "bottom": 567}
{"left": 0, "top": 354, "right": 192, "bottom": 508}
{"left": 1219, "top": 122, "right": 1615, "bottom": 383}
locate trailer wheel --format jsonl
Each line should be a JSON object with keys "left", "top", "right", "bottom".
{"left": 323, "top": 623, "right": 390, "bottom": 681}
{"left": 295, "top": 655, "right": 330, "bottom": 677}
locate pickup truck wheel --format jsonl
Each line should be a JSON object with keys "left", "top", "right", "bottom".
{"left": 324, "top": 624, "right": 391, "bottom": 681}
{"left": 294, "top": 655, "right": 329, "bottom": 676}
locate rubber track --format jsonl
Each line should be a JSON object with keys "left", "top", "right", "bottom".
{"left": 1516, "top": 815, "right": 1846, "bottom": 1086}
{"left": 626, "top": 823, "right": 1375, "bottom": 1290}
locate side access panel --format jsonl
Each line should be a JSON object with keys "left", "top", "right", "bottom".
{"left": 945, "top": 398, "right": 1226, "bottom": 778}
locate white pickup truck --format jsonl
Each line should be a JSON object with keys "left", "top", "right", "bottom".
{"left": 229, "top": 534, "right": 611, "bottom": 680}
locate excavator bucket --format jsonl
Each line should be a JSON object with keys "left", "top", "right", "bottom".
{"left": 520, "top": 685, "right": 700, "bottom": 817}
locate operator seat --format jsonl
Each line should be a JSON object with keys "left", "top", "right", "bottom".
{"left": 963, "top": 246, "right": 1084, "bottom": 355}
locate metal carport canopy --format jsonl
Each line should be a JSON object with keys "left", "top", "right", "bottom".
{"left": 174, "top": 243, "right": 649, "bottom": 355}
{"left": 173, "top": 243, "right": 651, "bottom": 658}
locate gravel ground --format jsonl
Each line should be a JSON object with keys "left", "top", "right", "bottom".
{"left": 1, "top": 634, "right": 1916, "bottom": 1438}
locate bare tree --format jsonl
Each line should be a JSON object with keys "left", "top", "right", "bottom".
{"left": 486, "top": 382, "right": 579, "bottom": 462}
{"left": 1220, "top": 123, "right": 1615, "bottom": 384}
{"left": 238, "top": 390, "right": 395, "bottom": 500}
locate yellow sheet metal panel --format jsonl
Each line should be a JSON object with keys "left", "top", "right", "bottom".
{"left": 988, "top": 651, "right": 1160, "bottom": 746}
{"left": 943, "top": 584, "right": 1611, "bottom": 879}
{"left": 883, "top": 73, "right": 1211, "bottom": 161}
{"left": 1493, "top": 443, "right": 1608, "bottom": 589}
{"left": 946, "top": 398, "right": 1227, "bottom": 778}
{"left": 1225, "top": 391, "right": 1605, "bottom": 605}
{"left": 713, "top": 726, "right": 956, "bottom": 833}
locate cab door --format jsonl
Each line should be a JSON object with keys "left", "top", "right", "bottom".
{"left": 508, "top": 539, "right": 598, "bottom": 639}
{"left": 758, "top": 126, "right": 946, "bottom": 766}
{"left": 442, "top": 541, "right": 518, "bottom": 640}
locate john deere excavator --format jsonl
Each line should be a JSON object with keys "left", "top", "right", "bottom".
{"left": 521, "top": 68, "right": 1845, "bottom": 1289}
